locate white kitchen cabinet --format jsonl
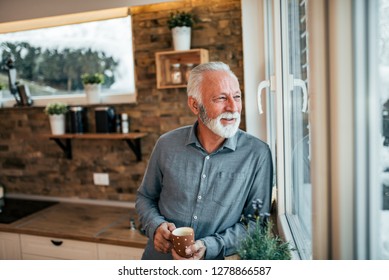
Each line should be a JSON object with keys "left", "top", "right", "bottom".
{"left": 97, "top": 243, "right": 143, "bottom": 260}
{"left": 20, "top": 234, "right": 98, "bottom": 260}
{"left": 0, "top": 232, "right": 21, "bottom": 260}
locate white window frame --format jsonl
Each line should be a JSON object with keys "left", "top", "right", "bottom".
{"left": 354, "top": 0, "right": 383, "bottom": 259}
{"left": 0, "top": 8, "right": 137, "bottom": 108}
{"left": 243, "top": 0, "right": 386, "bottom": 260}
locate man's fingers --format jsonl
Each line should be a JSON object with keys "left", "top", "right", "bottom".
{"left": 167, "top": 222, "right": 176, "bottom": 232}
{"left": 184, "top": 240, "right": 206, "bottom": 259}
{"left": 154, "top": 222, "right": 175, "bottom": 253}
{"left": 185, "top": 240, "right": 203, "bottom": 254}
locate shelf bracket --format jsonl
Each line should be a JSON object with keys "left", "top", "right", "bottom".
{"left": 124, "top": 139, "right": 142, "bottom": 161}
{"left": 47, "top": 133, "right": 145, "bottom": 161}
{"left": 51, "top": 138, "right": 72, "bottom": 159}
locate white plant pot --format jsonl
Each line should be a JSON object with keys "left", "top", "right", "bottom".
{"left": 172, "top": 26, "right": 191, "bottom": 51}
{"left": 84, "top": 84, "right": 101, "bottom": 104}
{"left": 49, "top": 114, "right": 66, "bottom": 135}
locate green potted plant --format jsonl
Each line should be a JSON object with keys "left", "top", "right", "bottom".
{"left": 44, "top": 102, "right": 68, "bottom": 135}
{"left": 81, "top": 73, "right": 104, "bottom": 104}
{"left": 81, "top": 73, "right": 104, "bottom": 85}
{"left": 167, "top": 11, "right": 195, "bottom": 51}
{"left": 237, "top": 199, "right": 292, "bottom": 260}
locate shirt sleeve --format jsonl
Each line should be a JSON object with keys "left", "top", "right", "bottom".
{"left": 135, "top": 139, "right": 167, "bottom": 240}
{"left": 201, "top": 145, "right": 274, "bottom": 260}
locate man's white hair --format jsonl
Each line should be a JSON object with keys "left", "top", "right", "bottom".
{"left": 186, "top": 61, "right": 239, "bottom": 104}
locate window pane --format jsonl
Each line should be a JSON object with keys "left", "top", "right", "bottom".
{"left": 0, "top": 17, "right": 135, "bottom": 98}
{"left": 379, "top": 0, "right": 389, "bottom": 259}
{"left": 284, "top": 0, "right": 312, "bottom": 259}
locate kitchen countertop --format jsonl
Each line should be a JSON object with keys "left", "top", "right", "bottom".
{"left": 0, "top": 201, "right": 148, "bottom": 249}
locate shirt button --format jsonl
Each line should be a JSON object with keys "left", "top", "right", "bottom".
{"left": 202, "top": 174, "right": 206, "bottom": 179}
{"left": 206, "top": 156, "right": 210, "bottom": 160}
{"left": 198, "top": 195, "right": 202, "bottom": 200}
{"left": 193, "top": 216, "right": 198, "bottom": 220}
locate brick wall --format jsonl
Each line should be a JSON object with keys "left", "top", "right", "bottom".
{"left": 0, "top": 0, "right": 244, "bottom": 202}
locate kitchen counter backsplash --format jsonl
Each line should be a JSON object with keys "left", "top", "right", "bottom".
{"left": 0, "top": 0, "right": 244, "bottom": 202}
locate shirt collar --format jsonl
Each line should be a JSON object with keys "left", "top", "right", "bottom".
{"left": 186, "top": 121, "right": 239, "bottom": 152}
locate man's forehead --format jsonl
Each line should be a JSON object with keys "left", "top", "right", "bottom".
{"left": 202, "top": 71, "right": 240, "bottom": 91}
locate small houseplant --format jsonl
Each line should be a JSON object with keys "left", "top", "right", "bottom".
{"left": 81, "top": 73, "right": 104, "bottom": 85}
{"left": 44, "top": 102, "right": 68, "bottom": 135}
{"left": 238, "top": 199, "right": 292, "bottom": 260}
{"left": 81, "top": 73, "right": 104, "bottom": 104}
{"left": 167, "top": 11, "right": 195, "bottom": 51}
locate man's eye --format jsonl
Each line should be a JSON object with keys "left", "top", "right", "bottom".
{"left": 216, "top": 97, "right": 227, "bottom": 101}
{"left": 234, "top": 95, "right": 241, "bottom": 100}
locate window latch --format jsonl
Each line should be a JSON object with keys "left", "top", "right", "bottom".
{"left": 257, "top": 75, "right": 276, "bottom": 114}
{"left": 288, "top": 74, "right": 308, "bottom": 113}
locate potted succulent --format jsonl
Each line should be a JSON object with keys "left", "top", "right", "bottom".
{"left": 81, "top": 73, "right": 104, "bottom": 104}
{"left": 167, "top": 11, "right": 195, "bottom": 51}
{"left": 237, "top": 199, "right": 292, "bottom": 260}
{"left": 44, "top": 102, "right": 69, "bottom": 135}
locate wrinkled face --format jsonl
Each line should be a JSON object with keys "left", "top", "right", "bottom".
{"left": 198, "top": 71, "right": 242, "bottom": 138}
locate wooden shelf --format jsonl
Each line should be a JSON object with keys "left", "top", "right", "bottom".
{"left": 155, "top": 49, "right": 209, "bottom": 89}
{"left": 47, "top": 133, "right": 147, "bottom": 161}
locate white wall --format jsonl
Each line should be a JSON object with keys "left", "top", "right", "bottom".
{"left": 241, "top": 0, "right": 267, "bottom": 141}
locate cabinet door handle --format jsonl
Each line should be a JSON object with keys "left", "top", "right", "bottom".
{"left": 51, "top": 240, "right": 63, "bottom": 246}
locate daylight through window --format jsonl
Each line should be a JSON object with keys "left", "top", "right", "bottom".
{"left": 0, "top": 16, "right": 135, "bottom": 101}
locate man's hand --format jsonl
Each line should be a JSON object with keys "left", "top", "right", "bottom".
{"left": 154, "top": 222, "right": 176, "bottom": 254}
{"left": 171, "top": 240, "right": 206, "bottom": 260}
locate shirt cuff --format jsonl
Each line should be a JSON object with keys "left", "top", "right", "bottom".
{"left": 146, "top": 218, "right": 167, "bottom": 240}
{"left": 201, "top": 236, "right": 223, "bottom": 260}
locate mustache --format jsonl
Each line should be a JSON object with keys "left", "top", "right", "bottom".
{"left": 218, "top": 112, "right": 240, "bottom": 119}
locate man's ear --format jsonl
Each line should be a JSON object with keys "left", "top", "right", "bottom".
{"left": 188, "top": 96, "right": 199, "bottom": 115}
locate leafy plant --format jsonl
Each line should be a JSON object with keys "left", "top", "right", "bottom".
{"left": 81, "top": 73, "right": 105, "bottom": 85}
{"left": 44, "top": 102, "right": 69, "bottom": 115}
{"left": 167, "top": 11, "right": 195, "bottom": 29}
{"left": 0, "top": 82, "right": 5, "bottom": 90}
{"left": 238, "top": 199, "right": 292, "bottom": 260}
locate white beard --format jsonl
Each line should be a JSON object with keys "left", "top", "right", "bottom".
{"left": 199, "top": 106, "right": 241, "bottom": 138}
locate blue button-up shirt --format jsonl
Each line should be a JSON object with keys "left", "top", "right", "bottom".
{"left": 136, "top": 122, "right": 273, "bottom": 260}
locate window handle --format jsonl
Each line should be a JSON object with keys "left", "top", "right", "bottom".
{"left": 289, "top": 75, "right": 308, "bottom": 112}
{"left": 257, "top": 76, "right": 276, "bottom": 114}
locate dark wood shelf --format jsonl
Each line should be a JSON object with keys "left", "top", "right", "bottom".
{"left": 47, "top": 132, "right": 147, "bottom": 161}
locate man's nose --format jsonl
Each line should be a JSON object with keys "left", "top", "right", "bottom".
{"left": 226, "top": 96, "right": 239, "bottom": 112}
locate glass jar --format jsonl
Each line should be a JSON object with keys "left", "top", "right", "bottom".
{"left": 121, "top": 113, "right": 129, "bottom": 133}
{"left": 170, "top": 63, "right": 182, "bottom": 84}
{"left": 185, "top": 63, "right": 194, "bottom": 82}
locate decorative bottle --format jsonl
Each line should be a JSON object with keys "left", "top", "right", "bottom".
{"left": 121, "top": 113, "right": 129, "bottom": 133}
{"left": 170, "top": 63, "right": 182, "bottom": 84}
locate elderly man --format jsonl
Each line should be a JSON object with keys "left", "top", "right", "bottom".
{"left": 136, "top": 61, "right": 273, "bottom": 260}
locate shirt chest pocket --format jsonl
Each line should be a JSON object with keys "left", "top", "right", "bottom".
{"left": 211, "top": 172, "right": 246, "bottom": 207}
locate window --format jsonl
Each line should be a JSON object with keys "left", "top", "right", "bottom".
{"left": 260, "top": 0, "right": 312, "bottom": 259}
{"left": 379, "top": 0, "right": 389, "bottom": 259}
{"left": 250, "top": 0, "right": 389, "bottom": 259}
{"left": 353, "top": 0, "right": 389, "bottom": 260}
{"left": 282, "top": 0, "right": 311, "bottom": 259}
{"left": 0, "top": 13, "right": 135, "bottom": 106}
